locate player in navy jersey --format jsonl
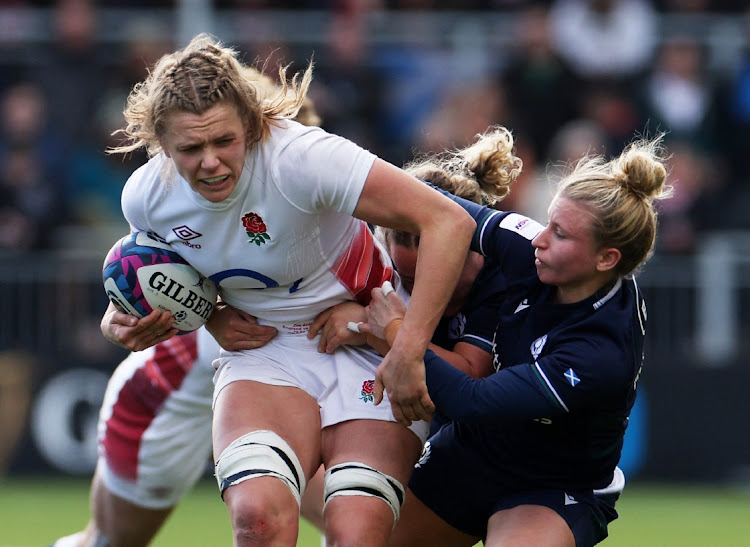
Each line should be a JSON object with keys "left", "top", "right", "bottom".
{"left": 310, "top": 127, "right": 525, "bottom": 438}
{"left": 358, "top": 135, "right": 672, "bottom": 547}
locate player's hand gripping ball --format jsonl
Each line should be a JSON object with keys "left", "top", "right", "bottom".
{"left": 102, "top": 231, "right": 218, "bottom": 333}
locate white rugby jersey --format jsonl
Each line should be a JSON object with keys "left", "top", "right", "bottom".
{"left": 121, "top": 119, "right": 393, "bottom": 322}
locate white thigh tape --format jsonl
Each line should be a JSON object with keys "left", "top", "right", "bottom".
{"left": 214, "top": 430, "right": 306, "bottom": 506}
{"left": 323, "top": 462, "right": 405, "bottom": 525}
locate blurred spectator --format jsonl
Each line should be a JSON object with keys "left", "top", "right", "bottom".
{"left": 307, "top": 5, "right": 387, "bottom": 157}
{"left": 547, "top": 117, "right": 610, "bottom": 164}
{"left": 0, "top": 82, "right": 65, "bottom": 250}
{"left": 414, "top": 79, "right": 508, "bottom": 156}
{"left": 61, "top": 17, "right": 170, "bottom": 237}
{"left": 115, "top": 17, "right": 174, "bottom": 88}
{"left": 634, "top": 35, "right": 722, "bottom": 152}
{"left": 22, "top": 0, "right": 131, "bottom": 243}
{"left": 548, "top": 0, "right": 659, "bottom": 85}
{"left": 654, "top": 140, "right": 722, "bottom": 253}
{"left": 0, "top": 2, "right": 35, "bottom": 92}
{"left": 62, "top": 92, "right": 140, "bottom": 235}
{"left": 500, "top": 2, "right": 580, "bottom": 161}
{"left": 27, "top": 0, "right": 114, "bottom": 152}
{"left": 372, "top": 11, "right": 460, "bottom": 164}
{"left": 577, "top": 80, "right": 642, "bottom": 153}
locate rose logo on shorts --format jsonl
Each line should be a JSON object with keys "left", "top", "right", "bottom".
{"left": 242, "top": 212, "right": 271, "bottom": 246}
{"left": 359, "top": 379, "right": 375, "bottom": 403}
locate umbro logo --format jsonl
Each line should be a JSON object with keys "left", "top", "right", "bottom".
{"left": 172, "top": 225, "right": 202, "bottom": 248}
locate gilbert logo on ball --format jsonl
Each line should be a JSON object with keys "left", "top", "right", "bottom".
{"left": 102, "top": 231, "right": 218, "bottom": 333}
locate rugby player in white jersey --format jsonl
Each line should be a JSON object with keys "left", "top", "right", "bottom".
{"left": 99, "top": 33, "right": 474, "bottom": 546}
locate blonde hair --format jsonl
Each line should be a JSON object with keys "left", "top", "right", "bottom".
{"left": 109, "top": 33, "right": 313, "bottom": 156}
{"left": 380, "top": 126, "right": 522, "bottom": 249}
{"left": 242, "top": 66, "right": 321, "bottom": 128}
{"left": 557, "top": 135, "right": 673, "bottom": 277}
{"left": 404, "top": 125, "right": 521, "bottom": 208}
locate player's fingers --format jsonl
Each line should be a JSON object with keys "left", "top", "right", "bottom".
{"left": 356, "top": 322, "right": 376, "bottom": 336}
{"left": 324, "top": 336, "right": 340, "bottom": 354}
{"left": 150, "top": 317, "right": 175, "bottom": 337}
{"left": 414, "top": 398, "right": 435, "bottom": 422}
{"left": 141, "top": 308, "right": 168, "bottom": 326}
{"left": 125, "top": 328, "right": 170, "bottom": 352}
{"left": 373, "top": 377, "right": 385, "bottom": 406}
{"left": 309, "top": 310, "right": 331, "bottom": 339}
{"left": 381, "top": 280, "right": 394, "bottom": 297}
{"left": 134, "top": 311, "right": 172, "bottom": 339}
{"left": 231, "top": 338, "right": 272, "bottom": 350}
{"left": 153, "top": 327, "right": 177, "bottom": 342}
{"left": 422, "top": 392, "right": 436, "bottom": 416}
{"left": 370, "top": 286, "right": 386, "bottom": 303}
{"left": 111, "top": 310, "right": 138, "bottom": 327}
{"left": 391, "top": 403, "right": 412, "bottom": 428}
{"left": 317, "top": 324, "right": 331, "bottom": 353}
{"left": 322, "top": 323, "right": 342, "bottom": 353}
{"left": 325, "top": 330, "right": 358, "bottom": 354}
{"left": 241, "top": 324, "right": 277, "bottom": 341}
{"left": 236, "top": 308, "right": 258, "bottom": 323}
{"left": 400, "top": 402, "right": 420, "bottom": 424}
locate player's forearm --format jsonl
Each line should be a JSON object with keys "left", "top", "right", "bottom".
{"left": 427, "top": 343, "right": 478, "bottom": 378}
{"left": 424, "top": 350, "right": 559, "bottom": 422}
{"left": 394, "top": 210, "right": 475, "bottom": 356}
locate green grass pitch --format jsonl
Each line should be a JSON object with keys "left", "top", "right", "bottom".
{"left": 2, "top": 477, "right": 750, "bottom": 546}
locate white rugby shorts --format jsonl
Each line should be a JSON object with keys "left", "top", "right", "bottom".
{"left": 96, "top": 329, "right": 216, "bottom": 509}
{"left": 213, "top": 319, "right": 429, "bottom": 442}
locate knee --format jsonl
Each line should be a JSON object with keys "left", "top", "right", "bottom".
{"left": 226, "top": 489, "right": 299, "bottom": 543}
{"left": 324, "top": 496, "right": 395, "bottom": 546}
{"left": 215, "top": 430, "right": 307, "bottom": 544}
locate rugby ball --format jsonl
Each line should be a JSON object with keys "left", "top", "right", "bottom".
{"left": 102, "top": 231, "right": 218, "bottom": 333}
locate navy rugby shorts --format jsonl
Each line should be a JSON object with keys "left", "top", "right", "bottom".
{"left": 409, "top": 426, "right": 619, "bottom": 547}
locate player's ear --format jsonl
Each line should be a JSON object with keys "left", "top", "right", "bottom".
{"left": 597, "top": 247, "right": 621, "bottom": 273}
{"left": 160, "top": 141, "right": 171, "bottom": 158}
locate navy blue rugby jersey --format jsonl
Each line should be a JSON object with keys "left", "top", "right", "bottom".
{"left": 431, "top": 257, "right": 507, "bottom": 355}
{"left": 427, "top": 255, "right": 515, "bottom": 435}
{"left": 424, "top": 197, "right": 647, "bottom": 491}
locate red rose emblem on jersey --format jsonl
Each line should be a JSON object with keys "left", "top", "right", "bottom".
{"left": 359, "top": 379, "right": 375, "bottom": 403}
{"left": 242, "top": 212, "right": 271, "bottom": 246}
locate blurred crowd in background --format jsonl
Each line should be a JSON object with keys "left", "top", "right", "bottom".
{"left": 1, "top": 0, "right": 750, "bottom": 257}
